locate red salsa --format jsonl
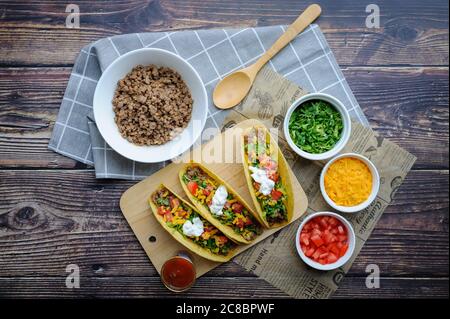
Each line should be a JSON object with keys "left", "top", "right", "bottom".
{"left": 161, "top": 256, "right": 196, "bottom": 292}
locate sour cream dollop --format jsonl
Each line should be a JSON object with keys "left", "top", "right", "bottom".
{"left": 182, "top": 217, "right": 204, "bottom": 237}
{"left": 209, "top": 185, "right": 228, "bottom": 216}
{"left": 249, "top": 166, "right": 275, "bottom": 196}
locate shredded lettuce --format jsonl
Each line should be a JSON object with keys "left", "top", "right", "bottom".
{"left": 288, "top": 100, "right": 343, "bottom": 154}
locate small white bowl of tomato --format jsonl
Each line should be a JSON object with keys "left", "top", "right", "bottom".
{"left": 295, "top": 212, "right": 356, "bottom": 271}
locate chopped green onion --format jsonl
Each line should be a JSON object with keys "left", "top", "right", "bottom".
{"left": 288, "top": 100, "right": 343, "bottom": 154}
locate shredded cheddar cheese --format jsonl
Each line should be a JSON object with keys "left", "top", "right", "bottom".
{"left": 324, "top": 157, "right": 373, "bottom": 206}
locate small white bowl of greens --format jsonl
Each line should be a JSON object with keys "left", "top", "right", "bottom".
{"left": 283, "top": 93, "right": 351, "bottom": 161}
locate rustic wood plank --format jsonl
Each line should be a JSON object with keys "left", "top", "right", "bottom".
{"left": 348, "top": 67, "right": 449, "bottom": 169}
{"left": 0, "top": 68, "right": 83, "bottom": 168}
{"left": 0, "top": 67, "right": 447, "bottom": 169}
{"left": 0, "top": 0, "right": 447, "bottom": 300}
{"left": 0, "top": 169, "right": 447, "bottom": 278}
{"left": 0, "top": 0, "right": 448, "bottom": 66}
{"left": 333, "top": 277, "right": 449, "bottom": 299}
{"left": 0, "top": 276, "right": 447, "bottom": 298}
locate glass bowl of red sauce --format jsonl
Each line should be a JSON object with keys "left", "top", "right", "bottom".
{"left": 295, "top": 212, "right": 355, "bottom": 271}
{"left": 161, "top": 252, "right": 196, "bottom": 292}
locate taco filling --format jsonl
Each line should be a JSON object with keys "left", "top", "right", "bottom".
{"left": 181, "top": 165, "right": 263, "bottom": 241}
{"left": 151, "top": 186, "right": 235, "bottom": 256}
{"left": 243, "top": 128, "right": 288, "bottom": 226}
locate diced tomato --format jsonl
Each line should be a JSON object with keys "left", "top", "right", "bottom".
{"left": 339, "top": 243, "right": 349, "bottom": 257}
{"left": 215, "top": 236, "right": 228, "bottom": 246}
{"left": 312, "top": 250, "right": 321, "bottom": 260}
{"left": 271, "top": 189, "right": 283, "bottom": 201}
{"left": 169, "top": 197, "right": 180, "bottom": 209}
{"left": 187, "top": 181, "right": 198, "bottom": 195}
{"left": 157, "top": 206, "right": 169, "bottom": 216}
{"left": 244, "top": 217, "right": 253, "bottom": 226}
{"left": 331, "top": 235, "right": 338, "bottom": 243}
{"left": 163, "top": 212, "right": 173, "bottom": 222}
{"left": 268, "top": 171, "right": 279, "bottom": 182}
{"left": 299, "top": 215, "right": 350, "bottom": 265}
{"left": 330, "top": 244, "right": 340, "bottom": 256}
{"left": 319, "top": 252, "right": 329, "bottom": 259}
{"left": 323, "top": 229, "right": 333, "bottom": 244}
{"left": 316, "top": 246, "right": 327, "bottom": 254}
{"left": 328, "top": 217, "right": 338, "bottom": 226}
{"left": 253, "top": 182, "right": 260, "bottom": 191}
{"left": 232, "top": 202, "right": 243, "bottom": 214}
{"left": 319, "top": 217, "right": 328, "bottom": 228}
{"left": 311, "top": 228, "right": 322, "bottom": 237}
{"left": 235, "top": 218, "right": 245, "bottom": 229}
{"left": 327, "top": 253, "right": 338, "bottom": 264}
{"left": 300, "top": 233, "right": 310, "bottom": 246}
{"left": 305, "top": 247, "right": 315, "bottom": 257}
{"left": 311, "top": 234, "right": 324, "bottom": 247}
{"left": 265, "top": 160, "right": 278, "bottom": 171}
{"left": 203, "top": 185, "right": 214, "bottom": 196}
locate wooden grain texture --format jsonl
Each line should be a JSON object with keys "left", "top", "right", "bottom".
{"left": 0, "top": 67, "right": 448, "bottom": 169}
{"left": 0, "top": 0, "right": 448, "bottom": 299}
{"left": 0, "top": 276, "right": 447, "bottom": 299}
{"left": 0, "top": 0, "right": 448, "bottom": 66}
{"left": 0, "top": 68, "right": 82, "bottom": 168}
{"left": 0, "top": 169, "right": 447, "bottom": 280}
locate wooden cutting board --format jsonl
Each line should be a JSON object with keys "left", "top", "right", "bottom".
{"left": 119, "top": 119, "right": 308, "bottom": 278}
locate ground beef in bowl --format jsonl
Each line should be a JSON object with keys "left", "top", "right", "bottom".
{"left": 112, "top": 65, "right": 193, "bottom": 146}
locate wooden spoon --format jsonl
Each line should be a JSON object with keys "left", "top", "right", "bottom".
{"left": 213, "top": 4, "right": 322, "bottom": 109}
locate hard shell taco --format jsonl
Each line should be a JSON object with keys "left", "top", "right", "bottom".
{"left": 179, "top": 163, "right": 265, "bottom": 244}
{"left": 241, "top": 125, "right": 294, "bottom": 228}
{"left": 149, "top": 184, "right": 237, "bottom": 262}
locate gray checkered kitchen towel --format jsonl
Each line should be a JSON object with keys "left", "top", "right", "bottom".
{"left": 48, "top": 24, "right": 368, "bottom": 180}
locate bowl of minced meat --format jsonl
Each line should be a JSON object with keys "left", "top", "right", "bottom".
{"left": 93, "top": 48, "right": 207, "bottom": 163}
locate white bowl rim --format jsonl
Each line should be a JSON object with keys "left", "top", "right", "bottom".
{"left": 283, "top": 93, "right": 352, "bottom": 161}
{"left": 93, "top": 47, "right": 208, "bottom": 163}
{"left": 295, "top": 211, "right": 356, "bottom": 271}
{"left": 319, "top": 153, "right": 380, "bottom": 213}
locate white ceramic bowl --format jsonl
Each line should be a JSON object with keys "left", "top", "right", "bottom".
{"left": 295, "top": 211, "right": 356, "bottom": 271}
{"left": 93, "top": 48, "right": 207, "bottom": 163}
{"left": 283, "top": 93, "right": 351, "bottom": 161}
{"left": 320, "top": 153, "right": 380, "bottom": 213}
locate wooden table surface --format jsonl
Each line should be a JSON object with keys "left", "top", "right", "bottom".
{"left": 0, "top": 0, "right": 448, "bottom": 299}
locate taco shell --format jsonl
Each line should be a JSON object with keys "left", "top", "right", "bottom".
{"left": 241, "top": 125, "right": 294, "bottom": 228}
{"left": 149, "top": 184, "right": 236, "bottom": 262}
{"left": 179, "top": 162, "right": 266, "bottom": 244}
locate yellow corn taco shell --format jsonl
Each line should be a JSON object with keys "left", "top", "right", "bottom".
{"left": 241, "top": 125, "right": 294, "bottom": 228}
{"left": 149, "top": 184, "right": 236, "bottom": 262}
{"left": 179, "top": 162, "right": 265, "bottom": 244}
